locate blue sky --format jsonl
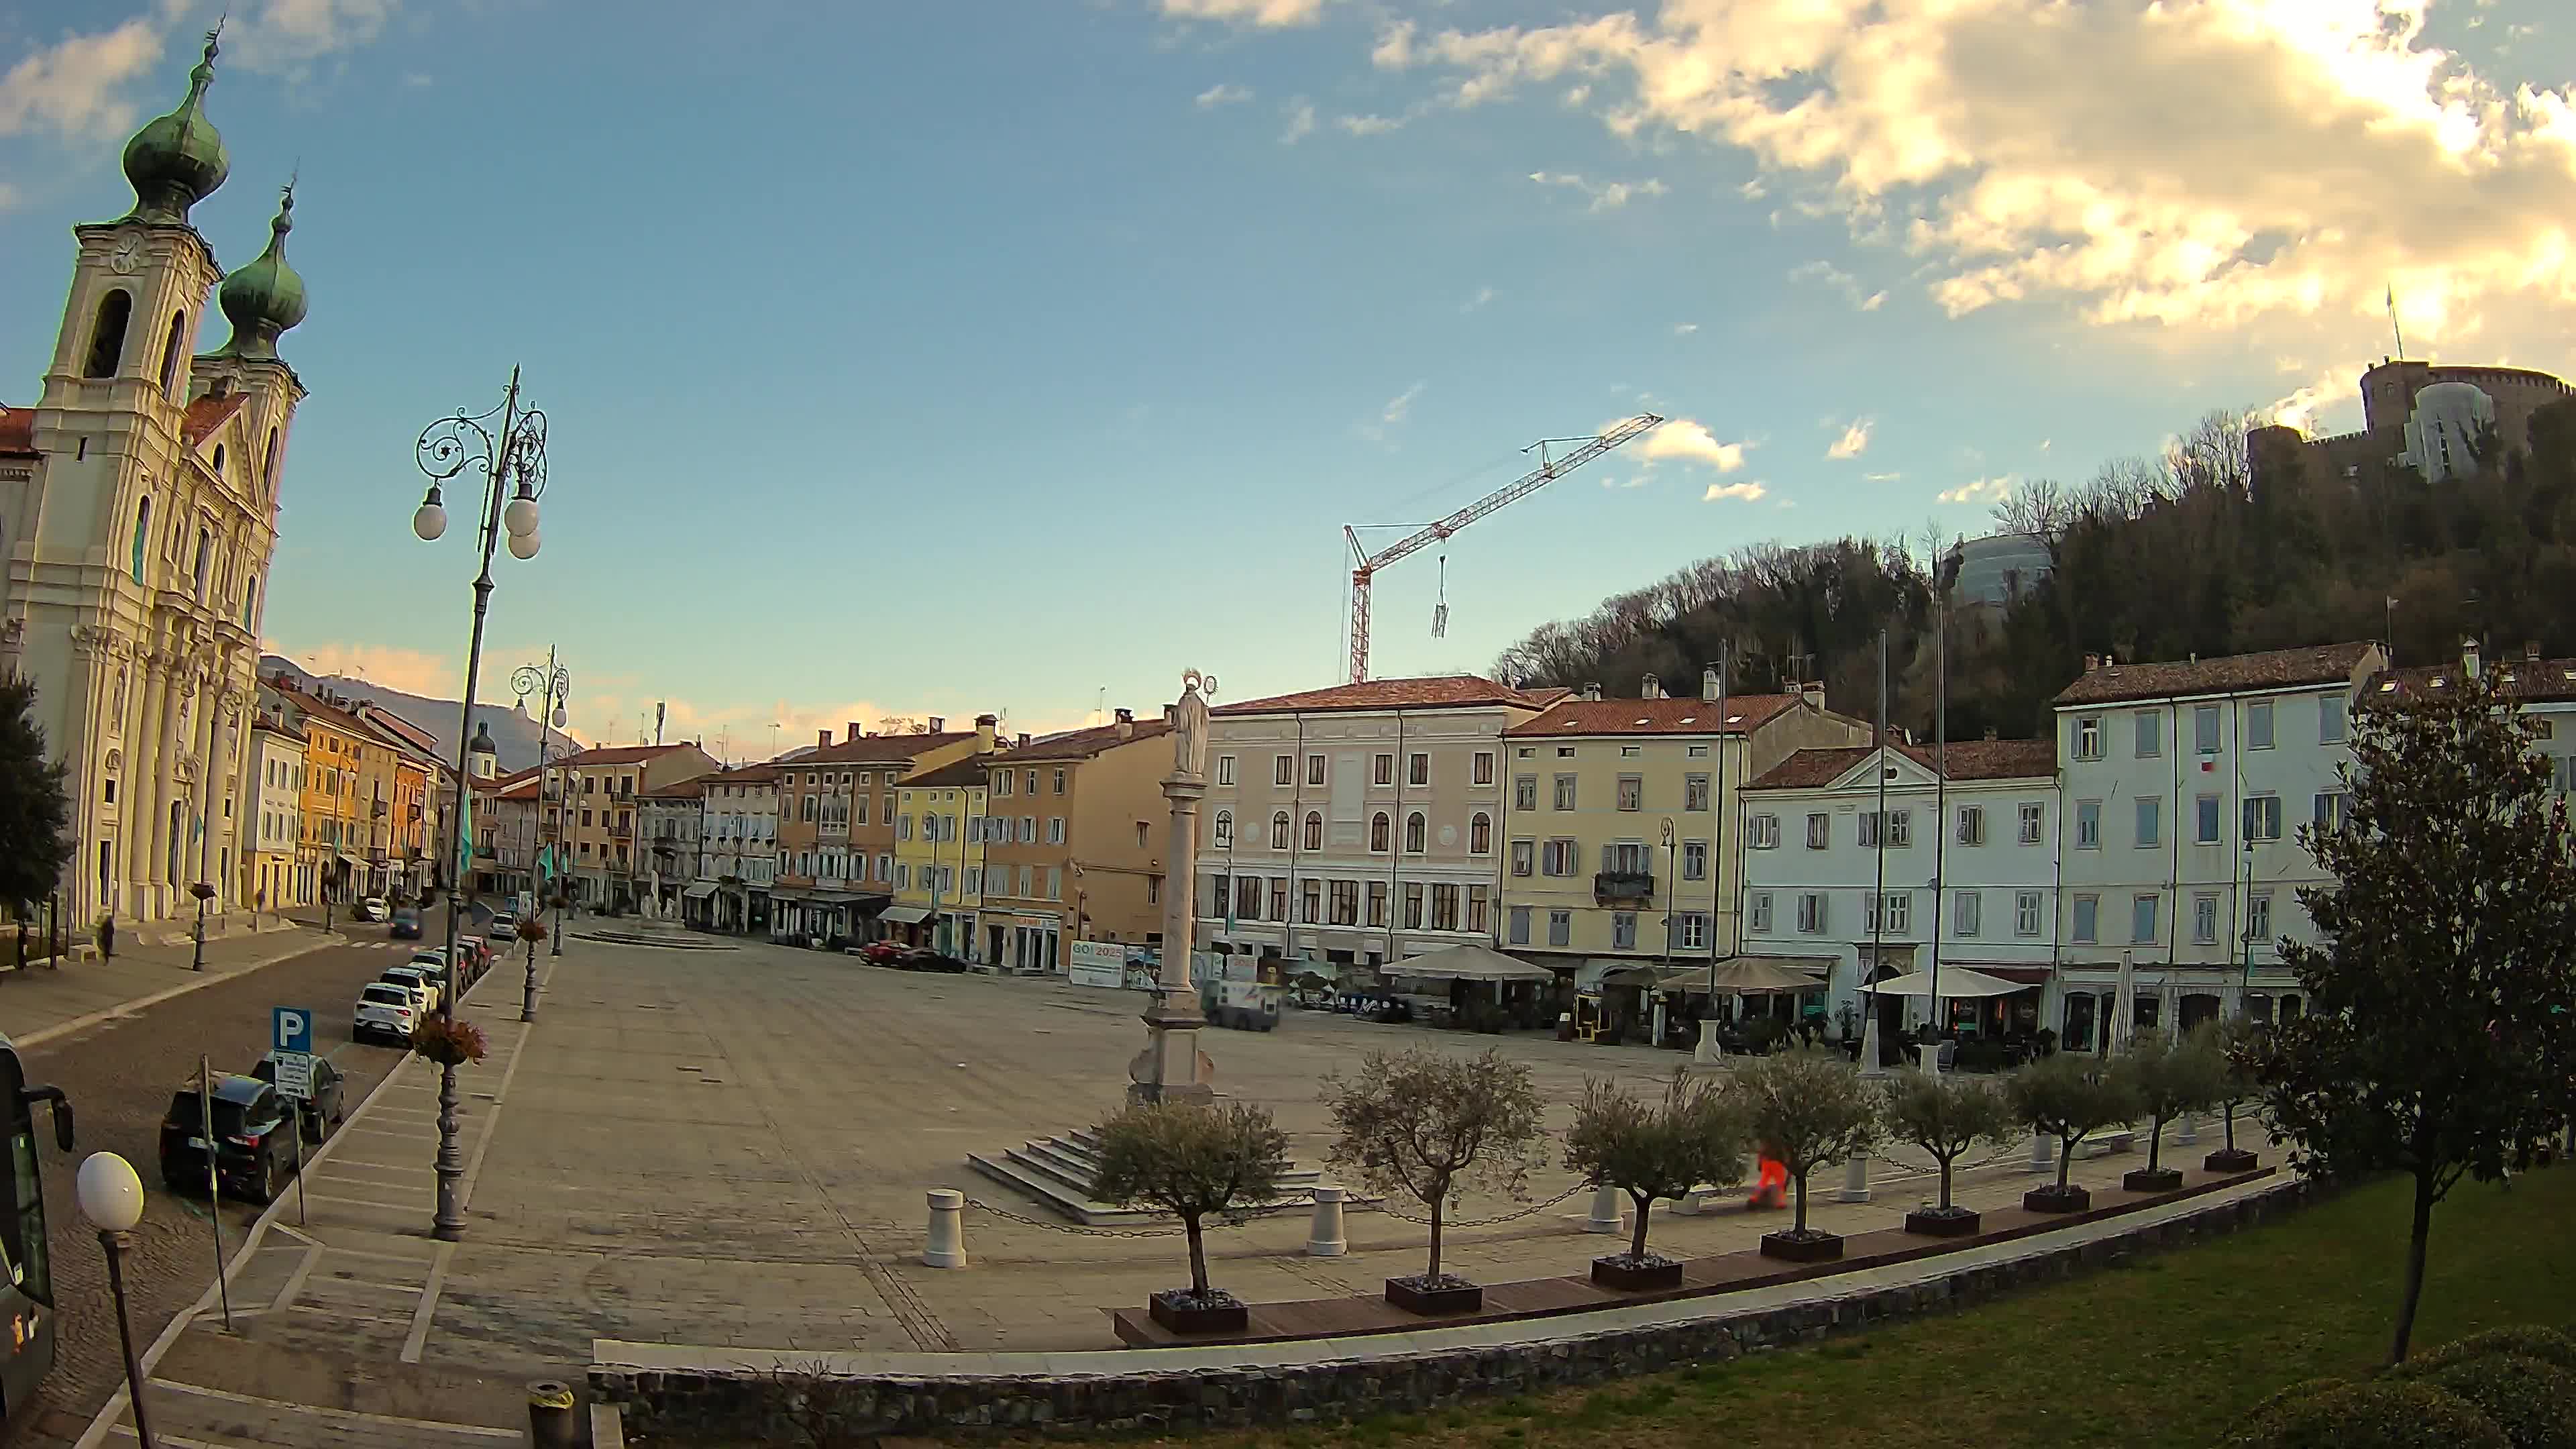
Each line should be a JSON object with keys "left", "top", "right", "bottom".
{"left": 5, "top": 0, "right": 2570, "bottom": 755}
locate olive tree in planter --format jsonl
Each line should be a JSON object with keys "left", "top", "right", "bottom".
{"left": 2113, "top": 1028, "right": 2224, "bottom": 1192}
{"left": 1734, "top": 1048, "right": 1882, "bottom": 1263}
{"left": 2007, "top": 1050, "right": 2140, "bottom": 1213}
{"left": 1324, "top": 1047, "right": 1546, "bottom": 1315}
{"left": 1880, "top": 1068, "right": 2017, "bottom": 1237}
{"left": 1089, "top": 1099, "right": 1290, "bottom": 1335}
{"left": 1562, "top": 1068, "right": 1748, "bottom": 1290}
{"left": 2204, "top": 1018, "right": 2263, "bottom": 1173}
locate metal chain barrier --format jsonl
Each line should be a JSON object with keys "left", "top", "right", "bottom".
{"left": 1375, "top": 1181, "right": 1589, "bottom": 1228}
{"left": 961, "top": 1195, "right": 1192, "bottom": 1238}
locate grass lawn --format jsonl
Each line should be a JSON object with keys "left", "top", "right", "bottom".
{"left": 1146, "top": 1169, "right": 2576, "bottom": 1449}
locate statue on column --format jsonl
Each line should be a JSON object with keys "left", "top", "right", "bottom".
{"left": 1169, "top": 669, "right": 1214, "bottom": 782}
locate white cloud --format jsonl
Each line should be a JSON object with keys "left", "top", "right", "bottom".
{"left": 0, "top": 18, "right": 162, "bottom": 142}
{"left": 2263, "top": 367, "right": 2361, "bottom": 433}
{"left": 1937, "top": 475, "right": 2018, "bottom": 505}
{"left": 1372, "top": 21, "right": 1417, "bottom": 68}
{"left": 1788, "top": 260, "right": 1888, "bottom": 313}
{"left": 1381, "top": 381, "right": 1425, "bottom": 426}
{"left": 276, "top": 641, "right": 462, "bottom": 700}
{"left": 1600, "top": 473, "right": 1650, "bottom": 489}
{"left": 1672, "top": 321, "right": 1699, "bottom": 335}
{"left": 1336, "top": 112, "right": 1403, "bottom": 136}
{"left": 1640, "top": 419, "right": 1748, "bottom": 472}
{"left": 1462, "top": 285, "right": 1497, "bottom": 312}
{"left": 1280, "top": 99, "right": 1316, "bottom": 144}
{"left": 1704, "top": 480, "right": 1769, "bottom": 502}
{"left": 226, "top": 0, "right": 395, "bottom": 72}
{"left": 1527, "top": 170, "right": 1668, "bottom": 212}
{"left": 1362, "top": 0, "right": 2576, "bottom": 356}
{"left": 1864, "top": 470, "right": 1903, "bottom": 482}
{"left": 1163, "top": 0, "right": 1331, "bottom": 26}
{"left": 1826, "top": 418, "right": 1873, "bottom": 460}
{"left": 1195, "top": 82, "right": 1253, "bottom": 108}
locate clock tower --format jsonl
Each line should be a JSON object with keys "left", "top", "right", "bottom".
{"left": 0, "top": 30, "right": 311, "bottom": 932}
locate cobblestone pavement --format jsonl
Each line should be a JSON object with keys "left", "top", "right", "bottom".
{"left": 9, "top": 922, "right": 460, "bottom": 1446}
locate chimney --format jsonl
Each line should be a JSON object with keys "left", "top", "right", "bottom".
{"left": 1016, "top": 732, "right": 1031, "bottom": 748}
{"left": 817, "top": 728, "right": 832, "bottom": 749}
{"left": 1115, "top": 706, "right": 1135, "bottom": 739}
{"left": 1641, "top": 673, "right": 1662, "bottom": 700}
{"left": 2463, "top": 637, "right": 2481, "bottom": 678}
{"left": 1984, "top": 727, "right": 1999, "bottom": 741}
{"left": 2084, "top": 653, "right": 2100, "bottom": 673}
{"left": 927, "top": 716, "right": 946, "bottom": 733}
{"left": 1582, "top": 681, "right": 1603, "bottom": 702}
{"left": 1701, "top": 667, "right": 1721, "bottom": 702}
{"left": 846, "top": 721, "right": 862, "bottom": 743}
{"left": 1801, "top": 681, "right": 1825, "bottom": 710}
{"left": 975, "top": 712, "right": 998, "bottom": 752}
{"left": 2526, "top": 640, "right": 2542, "bottom": 661}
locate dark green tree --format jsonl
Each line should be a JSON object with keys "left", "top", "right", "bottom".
{"left": 0, "top": 678, "right": 75, "bottom": 923}
{"left": 2245, "top": 667, "right": 2576, "bottom": 1365}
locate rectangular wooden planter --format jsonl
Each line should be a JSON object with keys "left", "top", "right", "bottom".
{"left": 1758, "top": 1230, "right": 1844, "bottom": 1263}
{"left": 2123, "top": 1167, "right": 2184, "bottom": 1193}
{"left": 1148, "top": 1290, "right": 1248, "bottom": 1336}
{"left": 2024, "top": 1184, "right": 2092, "bottom": 1214}
{"left": 1904, "top": 1208, "right": 1981, "bottom": 1238}
{"left": 1385, "top": 1276, "right": 1485, "bottom": 1315}
{"left": 2204, "top": 1148, "right": 2259, "bottom": 1173}
{"left": 1590, "top": 1255, "right": 1685, "bottom": 1291}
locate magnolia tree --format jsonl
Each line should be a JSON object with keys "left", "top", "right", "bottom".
{"left": 1732, "top": 1047, "right": 1882, "bottom": 1247}
{"left": 1090, "top": 1099, "right": 1289, "bottom": 1309}
{"left": 1324, "top": 1047, "right": 1546, "bottom": 1290}
{"left": 2115, "top": 1029, "right": 2225, "bottom": 1183}
{"left": 1563, "top": 1068, "right": 1748, "bottom": 1267}
{"left": 2009, "top": 1051, "right": 2139, "bottom": 1206}
{"left": 1880, "top": 1068, "right": 2017, "bottom": 1226}
{"left": 2245, "top": 668, "right": 2576, "bottom": 1364}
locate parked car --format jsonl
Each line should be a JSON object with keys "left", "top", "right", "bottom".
{"left": 898, "top": 947, "right": 969, "bottom": 973}
{"left": 380, "top": 965, "right": 439, "bottom": 1015}
{"left": 354, "top": 981, "right": 419, "bottom": 1044}
{"left": 248, "top": 1053, "right": 345, "bottom": 1142}
{"left": 458, "top": 935, "right": 491, "bottom": 977}
{"left": 489, "top": 912, "right": 518, "bottom": 942}
{"left": 158, "top": 1074, "right": 301, "bottom": 1202}
{"left": 389, "top": 906, "right": 422, "bottom": 940}
{"left": 358, "top": 896, "right": 392, "bottom": 923}
{"left": 853, "top": 941, "right": 906, "bottom": 967}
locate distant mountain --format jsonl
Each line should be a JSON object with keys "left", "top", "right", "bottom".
{"left": 260, "top": 655, "right": 573, "bottom": 774}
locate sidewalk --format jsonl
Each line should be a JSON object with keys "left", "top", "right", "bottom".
{"left": 1, "top": 922, "right": 338, "bottom": 1051}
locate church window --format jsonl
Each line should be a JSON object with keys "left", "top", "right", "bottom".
{"left": 242, "top": 574, "right": 258, "bottom": 629}
{"left": 86, "top": 290, "right": 133, "bottom": 378}
{"left": 194, "top": 527, "right": 211, "bottom": 592}
{"left": 261, "top": 428, "right": 278, "bottom": 494}
{"left": 211, "top": 443, "right": 225, "bottom": 476}
{"left": 158, "top": 311, "right": 187, "bottom": 397}
{"left": 131, "top": 497, "right": 151, "bottom": 584}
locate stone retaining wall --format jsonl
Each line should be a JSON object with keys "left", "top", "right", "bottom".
{"left": 594, "top": 1178, "right": 2312, "bottom": 1441}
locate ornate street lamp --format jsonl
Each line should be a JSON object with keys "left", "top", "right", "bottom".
{"left": 411, "top": 368, "right": 548, "bottom": 1241}
{"left": 511, "top": 651, "right": 572, "bottom": 1012}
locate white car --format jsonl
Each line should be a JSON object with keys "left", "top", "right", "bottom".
{"left": 359, "top": 897, "right": 392, "bottom": 922}
{"left": 354, "top": 982, "right": 418, "bottom": 1044}
{"left": 380, "top": 965, "right": 439, "bottom": 1014}
{"left": 488, "top": 913, "right": 518, "bottom": 942}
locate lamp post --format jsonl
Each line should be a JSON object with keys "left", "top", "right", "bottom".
{"left": 78, "top": 1151, "right": 155, "bottom": 1449}
{"left": 188, "top": 880, "right": 211, "bottom": 971}
{"left": 1659, "top": 817, "right": 1677, "bottom": 1046}
{"left": 513, "top": 652, "right": 571, "bottom": 971}
{"left": 411, "top": 368, "right": 549, "bottom": 1242}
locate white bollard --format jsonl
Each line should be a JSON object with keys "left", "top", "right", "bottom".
{"left": 1305, "top": 1185, "right": 1348, "bottom": 1257}
{"left": 1833, "top": 1152, "right": 1872, "bottom": 1203}
{"left": 2178, "top": 1111, "right": 2201, "bottom": 1146}
{"left": 1671, "top": 1188, "right": 1705, "bottom": 1216}
{"left": 1585, "top": 1184, "right": 1623, "bottom": 1234}
{"left": 924, "top": 1189, "right": 967, "bottom": 1269}
{"left": 2026, "top": 1130, "right": 2054, "bottom": 1175}
{"left": 1695, "top": 1018, "right": 1724, "bottom": 1065}
{"left": 1922, "top": 1042, "right": 1942, "bottom": 1079}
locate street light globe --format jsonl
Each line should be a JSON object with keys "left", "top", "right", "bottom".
{"left": 503, "top": 495, "right": 540, "bottom": 538}
{"left": 413, "top": 499, "right": 448, "bottom": 542}
{"left": 506, "top": 528, "right": 541, "bottom": 561}
{"left": 551, "top": 706, "right": 568, "bottom": 729}
{"left": 76, "top": 1152, "right": 144, "bottom": 1233}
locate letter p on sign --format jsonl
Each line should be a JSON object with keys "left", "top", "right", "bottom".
{"left": 272, "top": 1007, "right": 312, "bottom": 1055}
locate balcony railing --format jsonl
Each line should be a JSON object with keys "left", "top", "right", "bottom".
{"left": 1593, "top": 870, "right": 1654, "bottom": 905}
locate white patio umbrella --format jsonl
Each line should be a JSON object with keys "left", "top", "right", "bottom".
{"left": 1858, "top": 965, "right": 2027, "bottom": 999}
{"left": 2112, "top": 951, "right": 2137, "bottom": 1055}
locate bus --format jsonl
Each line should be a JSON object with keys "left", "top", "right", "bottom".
{"left": 0, "top": 1034, "right": 74, "bottom": 1424}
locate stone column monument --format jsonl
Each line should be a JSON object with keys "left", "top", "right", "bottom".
{"left": 1131, "top": 669, "right": 1217, "bottom": 1105}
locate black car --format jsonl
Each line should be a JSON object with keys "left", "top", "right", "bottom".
{"left": 248, "top": 1052, "right": 345, "bottom": 1142}
{"left": 157, "top": 1075, "right": 301, "bottom": 1203}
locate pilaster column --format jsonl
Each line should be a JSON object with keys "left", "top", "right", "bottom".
{"left": 135, "top": 655, "right": 170, "bottom": 901}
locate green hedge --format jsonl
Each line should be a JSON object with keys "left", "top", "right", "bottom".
{"left": 2402, "top": 1356, "right": 2576, "bottom": 1449}
{"left": 2222, "top": 1380, "right": 2510, "bottom": 1449}
{"left": 2222, "top": 1324, "right": 2576, "bottom": 1449}
{"left": 2397, "top": 1326, "right": 2576, "bottom": 1376}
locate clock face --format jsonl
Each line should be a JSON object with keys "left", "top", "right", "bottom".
{"left": 109, "top": 236, "right": 144, "bottom": 276}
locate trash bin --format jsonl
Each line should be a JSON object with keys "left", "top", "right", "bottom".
{"left": 1556, "top": 1011, "right": 1575, "bottom": 1042}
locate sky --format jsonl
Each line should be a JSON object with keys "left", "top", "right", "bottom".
{"left": 5, "top": 0, "right": 2572, "bottom": 759}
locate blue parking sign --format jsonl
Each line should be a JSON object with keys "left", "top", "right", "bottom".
{"left": 272, "top": 1006, "right": 313, "bottom": 1055}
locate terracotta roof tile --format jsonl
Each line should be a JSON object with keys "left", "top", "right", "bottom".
{"left": 2372, "top": 657, "right": 2576, "bottom": 705}
{"left": 789, "top": 731, "right": 977, "bottom": 765}
{"left": 0, "top": 408, "right": 33, "bottom": 458}
{"left": 997, "top": 717, "right": 1172, "bottom": 761}
{"left": 2051, "top": 643, "right": 2379, "bottom": 706}
{"left": 1749, "top": 738, "right": 2057, "bottom": 791}
{"left": 1505, "top": 694, "right": 1801, "bottom": 738}
{"left": 1213, "top": 675, "right": 1552, "bottom": 716}
{"left": 704, "top": 763, "right": 782, "bottom": 784}
{"left": 561, "top": 743, "right": 696, "bottom": 767}
{"left": 180, "top": 392, "right": 250, "bottom": 449}
{"left": 903, "top": 756, "right": 993, "bottom": 790}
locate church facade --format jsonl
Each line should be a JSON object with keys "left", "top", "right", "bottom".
{"left": 0, "top": 30, "right": 309, "bottom": 930}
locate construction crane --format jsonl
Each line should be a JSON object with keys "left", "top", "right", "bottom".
{"left": 1343, "top": 413, "right": 1664, "bottom": 684}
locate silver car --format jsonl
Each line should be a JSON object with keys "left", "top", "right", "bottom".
{"left": 354, "top": 981, "right": 418, "bottom": 1043}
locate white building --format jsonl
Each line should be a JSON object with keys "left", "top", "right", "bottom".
{"left": 1741, "top": 738, "right": 2060, "bottom": 1040}
{"left": 1197, "top": 676, "right": 1558, "bottom": 973}
{"left": 2050, "top": 642, "right": 2385, "bottom": 1050}
{"left": 1, "top": 36, "right": 306, "bottom": 929}
{"left": 698, "top": 762, "right": 778, "bottom": 932}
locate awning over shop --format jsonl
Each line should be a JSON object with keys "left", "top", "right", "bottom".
{"left": 1862, "top": 965, "right": 2029, "bottom": 998}
{"left": 1672, "top": 956, "right": 1834, "bottom": 995}
{"left": 335, "top": 853, "right": 363, "bottom": 869}
{"left": 878, "top": 905, "right": 934, "bottom": 925}
{"left": 1951, "top": 963, "right": 2051, "bottom": 985}
{"left": 1596, "top": 961, "right": 1669, "bottom": 989}
{"left": 1387, "top": 943, "right": 1554, "bottom": 982}
{"left": 681, "top": 881, "right": 719, "bottom": 900}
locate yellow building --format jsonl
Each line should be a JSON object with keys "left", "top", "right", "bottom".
{"left": 892, "top": 754, "right": 992, "bottom": 957}
{"left": 977, "top": 708, "right": 1173, "bottom": 971}
{"left": 262, "top": 677, "right": 370, "bottom": 903}
{"left": 1498, "top": 674, "right": 1868, "bottom": 981}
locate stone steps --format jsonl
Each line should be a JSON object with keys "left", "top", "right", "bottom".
{"left": 967, "top": 1128, "right": 1351, "bottom": 1226}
